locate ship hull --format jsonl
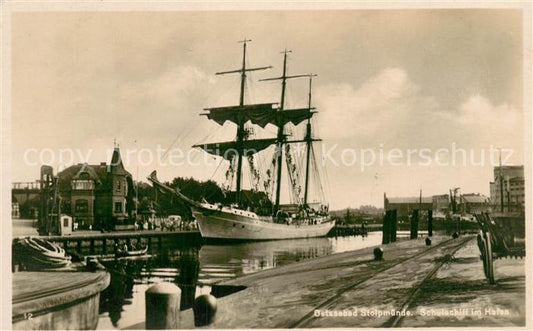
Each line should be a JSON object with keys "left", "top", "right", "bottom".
{"left": 193, "top": 208, "right": 334, "bottom": 240}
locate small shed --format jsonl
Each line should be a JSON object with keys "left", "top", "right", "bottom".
{"left": 59, "top": 214, "right": 73, "bottom": 235}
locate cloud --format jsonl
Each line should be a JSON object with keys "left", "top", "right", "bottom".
{"left": 458, "top": 94, "right": 521, "bottom": 128}
{"left": 100, "top": 63, "right": 230, "bottom": 148}
{"left": 315, "top": 67, "right": 433, "bottom": 142}
{"left": 315, "top": 68, "right": 523, "bottom": 160}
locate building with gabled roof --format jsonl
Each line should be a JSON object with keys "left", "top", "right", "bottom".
{"left": 57, "top": 147, "right": 136, "bottom": 229}
{"left": 460, "top": 193, "right": 490, "bottom": 214}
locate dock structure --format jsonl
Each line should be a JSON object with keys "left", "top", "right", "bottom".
{"left": 167, "top": 235, "right": 524, "bottom": 328}
{"left": 330, "top": 223, "right": 381, "bottom": 236}
{"left": 13, "top": 230, "right": 201, "bottom": 256}
{"left": 120, "top": 235, "right": 460, "bottom": 328}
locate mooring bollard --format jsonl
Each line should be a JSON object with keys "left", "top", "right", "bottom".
{"left": 373, "top": 247, "right": 383, "bottom": 261}
{"left": 145, "top": 283, "right": 181, "bottom": 329}
{"left": 86, "top": 256, "right": 105, "bottom": 271}
{"left": 193, "top": 294, "right": 217, "bottom": 327}
{"left": 425, "top": 237, "right": 432, "bottom": 246}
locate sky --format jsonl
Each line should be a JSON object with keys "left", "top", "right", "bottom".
{"left": 11, "top": 9, "right": 525, "bottom": 209}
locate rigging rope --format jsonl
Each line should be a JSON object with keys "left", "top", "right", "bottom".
{"left": 223, "top": 156, "right": 236, "bottom": 192}
{"left": 247, "top": 154, "right": 261, "bottom": 191}
{"left": 285, "top": 144, "right": 302, "bottom": 204}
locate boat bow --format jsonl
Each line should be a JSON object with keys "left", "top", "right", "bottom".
{"left": 147, "top": 171, "right": 203, "bottom": 209}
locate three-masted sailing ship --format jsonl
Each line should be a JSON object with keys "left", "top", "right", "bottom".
{"left": 149, "top": 40, "right": 334, "bottom": 240}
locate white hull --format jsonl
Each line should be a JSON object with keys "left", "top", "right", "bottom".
{"left": 193, "top": 207, "right": 334, "bottom": 240}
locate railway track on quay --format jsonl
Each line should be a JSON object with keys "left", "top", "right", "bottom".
{"left": 288, "top": 235, "right": 474, "bottom": 328}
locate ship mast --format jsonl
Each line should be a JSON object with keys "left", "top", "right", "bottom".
{"left": 260, "top": 50, "right": 315, "bottom": 215}
{"left": 215, "top": 39, "right": 272, "bottom": 203}
{"left": 197, "top": 44, "right": 318, "bottom": 214}
{"left": 303, "top": 75, "right": 316, "bottom": 206}
{"left": 275, "top": 50, "right": 289, "bottom": 214}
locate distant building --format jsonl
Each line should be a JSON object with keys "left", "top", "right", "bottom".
{"left": 489, "top": 165, "right": 525, "bottom": 212}
{"left": 432, "top": 194, "right": 450, "bottom": 213}
{"left": 460, "top": 193, "right": 490, "bottom": 214}
{"left": 384, "top": 195, "right": 433, "bottom": 218}
{"left": 57, "top": 147, "right": 137, "bottom": 229}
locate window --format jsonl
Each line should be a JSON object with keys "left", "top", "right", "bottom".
{"left": 72, "top": 180, "right": 94, "bottom": 190}
{"left": 63, "top": 218, "right": 69, "bottom": 227}
{"left": 115, "top": 180, "right": 121, "bottom": 192}
{"left": 75, "top": 199, "right": 88, "bottom": 213}
{"left": 114, "top": 201, "right": 123, "bottom": 213}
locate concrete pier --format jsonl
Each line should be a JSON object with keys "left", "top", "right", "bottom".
{"left": 173, "top": 235, "right": 524, "bottom": 328}
{"left": 12, "top": 271, "right": 110, "bottom": 330}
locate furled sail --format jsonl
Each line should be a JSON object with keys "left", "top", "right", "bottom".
{"left": 194, "top": 138, "right": 277, "bottom": 160}
{"left": 202, "top": 103, "right": 277, "bottom": 128}
{"left": 276, "top": 108, "right": 315, "bottom": 127}
{"left": 202, "top": 104, "right": 315, "bottom": 128}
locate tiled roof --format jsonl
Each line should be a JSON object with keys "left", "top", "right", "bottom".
{"left": 58, "top": 164, "right": 108, "bottom": 191}
{"left": 57, "top": 148, "right": 132, "bottom": 191}
{"left": 73, "top": 163, "right": 101, "bottom": 183}
{"left": 109, "top": 148, "right": 128, "bottom": 175}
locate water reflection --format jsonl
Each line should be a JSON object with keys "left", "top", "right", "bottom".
{"left": 97, "top": 232, "right": 384, "bottom": 329}
{"left": 99, "top": 268, "right": 135, "bottom": 327}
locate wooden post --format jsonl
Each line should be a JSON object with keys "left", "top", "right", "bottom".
{"left": 148, "top": 237, "right": 152, "bottom": 250}
{"left": 114, "top": 238, "right": 119, "bottom": 254}
{"left": 77, "top": 240, "right": 82, "bottom": 253}
{"left": 390, "top": 209, "right": 397, "bottom": 242}
{"left": 102, "top": 239, "right": 107, "bottom": 255}
{"left": 410, "top": 209, "right": 419, "bottom": 239}
{"left": 145, "top": 283, "right": 181, "bottom": 329}
{"left": 427, "top": 210, "right": 433, "bottom": 237}
{"left": 63, "top": 241, "right": 68, "bottom": 250}
{"left": 90, "top": 239, "right": 95, "bottom": 254}
{"left": 382, "top": 211, "right": 390, "bottom": 244}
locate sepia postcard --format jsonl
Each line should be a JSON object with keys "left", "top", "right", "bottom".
{"left": 1, "top": 1, "right": 531, "bottom": 330}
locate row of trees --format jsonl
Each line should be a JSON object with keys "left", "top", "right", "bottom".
{"left": 137, "top": 177, "right": 273, "bottom": 220}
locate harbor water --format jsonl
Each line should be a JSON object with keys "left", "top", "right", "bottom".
{"left": 96, "top": 231, "right": 419, "bottom": 329}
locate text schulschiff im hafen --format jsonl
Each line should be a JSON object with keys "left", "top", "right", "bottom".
{"left": 314, "top": 307, "right": 511, "bottom": 318}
